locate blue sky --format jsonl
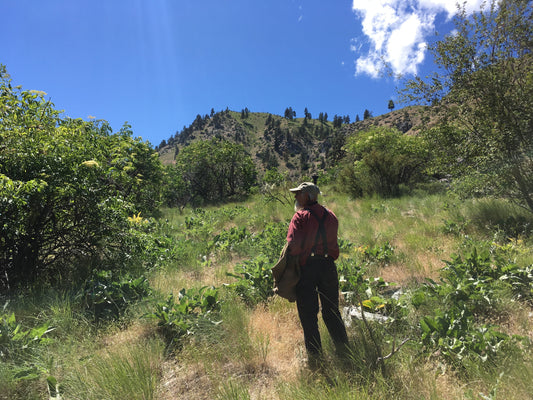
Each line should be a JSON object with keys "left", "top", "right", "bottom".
{"left": 1, "top": 0, "right": 484, "bottom": 147}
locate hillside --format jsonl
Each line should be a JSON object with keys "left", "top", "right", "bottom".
{"left": 158, "top": 106, "right": 428, "bottom": 178}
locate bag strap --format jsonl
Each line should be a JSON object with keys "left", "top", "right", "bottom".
{"left": 305, "top": 207, "right": 329, "bottom": 256}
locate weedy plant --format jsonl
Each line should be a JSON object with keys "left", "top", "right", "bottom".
{"left": 148, "top": 286, "right": 221, "bottom": 350}
{"left": 0, "top": 302, "right": 55, "bottom": 397}
{"left": 412, "top": 245, "right": 532, "bottom": 370}
{"left": 0, "top": 303, "right": 54, "bottom": 361}
{"left": 225, "top": 255, "right": 275, "bottom": 306}
{"left": 78, "top": 271, "right": 152, "bottom": 322}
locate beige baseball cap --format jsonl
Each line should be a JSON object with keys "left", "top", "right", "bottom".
{"left": 289, "top": 182, "right": 321, "bottom": 196}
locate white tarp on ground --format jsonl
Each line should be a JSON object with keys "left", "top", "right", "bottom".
{"left": 342, "top": 306, "right": 390, "bottom": 326}
{"left": 341, "top": 289, "right": 403, "bottom": 326}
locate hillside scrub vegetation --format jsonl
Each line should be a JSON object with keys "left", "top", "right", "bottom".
{"left": 0, "top": 66, "right": 166, "bottom": 289}
{"left": 1, "top": 0, "right": 532, "bottom": 398}
{"left": 338, "top": 126, "right": 431, "bottom": 198}
{"left": 402, "top": 0, "right": 533, "bottom": 213}
{"left": 1, "top": 190, "right": 533, "bottom": 399}
{"left": 164, "top": 138, "right": 257, "bottom": 207}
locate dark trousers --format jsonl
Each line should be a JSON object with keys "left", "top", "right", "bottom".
{"left": 295, "top": 256, "right": 349, "bottom": 356}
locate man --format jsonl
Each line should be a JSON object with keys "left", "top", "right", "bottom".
{"left": 287, "top": 182, "right": 349, "bottom": 363}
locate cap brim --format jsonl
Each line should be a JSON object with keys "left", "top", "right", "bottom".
{"left": 289, "top": 188, "right": 301, "bottom": 192}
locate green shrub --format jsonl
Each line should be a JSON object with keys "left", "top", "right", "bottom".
{"left": 355, "top": 242, "right": 395, "bottom": 265}
{"left": 340, "top": 127, "right": 430, "bottom": 197}
{"left": 337, "top": 258, "right": 405, "bottom": 320}
{"left": 225, "top": 255, "right": 274, "bottom": 306}
{"left": 148, "top": 287, "right": 221, "bottom": 348}
{"left": 420, "top": 308, "right": 510, "bottom": 366}
{"left": 170, "top": 138, "right": 257, "bottom": 205}
{"left": 78, "top": 272, "right": 151, "bottom": 322}
{"left": 413, "top": 246, "right": 531, "bottom": 368}
{"left": 251, "top": 221, "right": 288, "bottom": 261}
{"left": 209, "top": 226, "right": 251, "bottom": 252}
{"left": 0, "top": 66, "right": 164, "bottom": 289}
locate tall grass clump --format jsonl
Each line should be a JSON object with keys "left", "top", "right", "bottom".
{"left": 63, "top": 340, "right": 164, "bottom": 400}
{"left": 215, "top": 379, "right": 251, "bottom": 400}
{"left": 465, "top": 198, "right": 533, "bottom": 240}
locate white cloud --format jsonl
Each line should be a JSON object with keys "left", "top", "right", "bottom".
{"left": 351, "top": 0, "right": 485, "bottom": 77}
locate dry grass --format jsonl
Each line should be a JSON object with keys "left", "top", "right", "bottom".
{"left": 247, "top": 300, "right": 304, "bottom": 380}
{"left": 152, "top": 263, "right": 224, "bottom": 294}
{"left": 157, "top": 361, "right": 215, "bottom": 400}
{"left": 154, "top": 297, "right": 306, "bottom": 400}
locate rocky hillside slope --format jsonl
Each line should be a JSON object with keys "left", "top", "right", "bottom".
{"left": 158, "top": 105, "right": 428, "bottom": 178}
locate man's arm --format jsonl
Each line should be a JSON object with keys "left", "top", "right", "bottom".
{"left": 286, "top": 211, "right": 306, "bottom": 256}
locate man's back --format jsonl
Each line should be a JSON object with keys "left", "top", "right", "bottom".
{"left": 287, "top": 202, "right": 339, "bottom": 265}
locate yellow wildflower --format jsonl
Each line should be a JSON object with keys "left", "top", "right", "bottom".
{"left": 81, "top": 160, "right": 99, "bottom": 168}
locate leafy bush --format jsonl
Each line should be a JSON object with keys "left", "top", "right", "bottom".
{"left": 148, "top": 287, "right": 221, "bottom": 348}
{"left": 442, "top": 216, "right": 469, "bottom": 236}
{"left": 339, "top": 244, "right": 532, "bottom": 370}
{"left": 115, "top": 216, "right": 176, "bottom": 274}
{"left": 412, "top": 246, "right": 532, "bottom": 368}
{"left": 251, "top": 221, "right": 288, "bottom": 261}
{"left": 226, "top": 255, "right": 274, "bottom": 306}
{"left": 337, "top": 258, "right": 403, "bottom": 317}
{"left": 0, "top": 65, "right": 164, "bottom": 289}
{"left": 209, "top": 226, "right": 251, "bottom": 252}
{"left": 354, "top": 242, "right": 395, "bottom": 265}
{"left": 420, "top": 308, "right": 510, "bottom": 366}
{"left": 78, "top": 271, "right": 151, "bottom": 321}
{"left": 340, "top": 127, "right": 430, "bottom": 197}
{"left": 260, "top": 168, "right": 293, "bottom": 205}
{"left": 168, "top": 138, "right": 257, "bottom": 205}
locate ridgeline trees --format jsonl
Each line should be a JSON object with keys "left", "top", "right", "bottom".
{"left": 284, "top": 107, "right": 296, "bottom": 120}
{"left": 403, "top": 0, "right": 533, "bottom": 212}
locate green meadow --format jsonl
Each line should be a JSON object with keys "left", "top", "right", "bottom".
{"left": 3, "top": 190, "right": 533, "bottom": 400}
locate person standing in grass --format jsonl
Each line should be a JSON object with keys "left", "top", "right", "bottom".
{"left": 287, "top": 182, "right": 349, "bottom": 364}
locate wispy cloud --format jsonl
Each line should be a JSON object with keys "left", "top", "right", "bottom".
{"left": 351, "top": 0, "right": 485, "bottom": 78}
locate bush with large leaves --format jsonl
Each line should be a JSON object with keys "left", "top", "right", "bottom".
{"left": 0, "top": 65, "right": 164, "bottom": 288}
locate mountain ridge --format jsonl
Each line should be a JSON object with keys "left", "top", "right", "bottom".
{"left": 158, "top": 105, "right": 428, "bottom": 178}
